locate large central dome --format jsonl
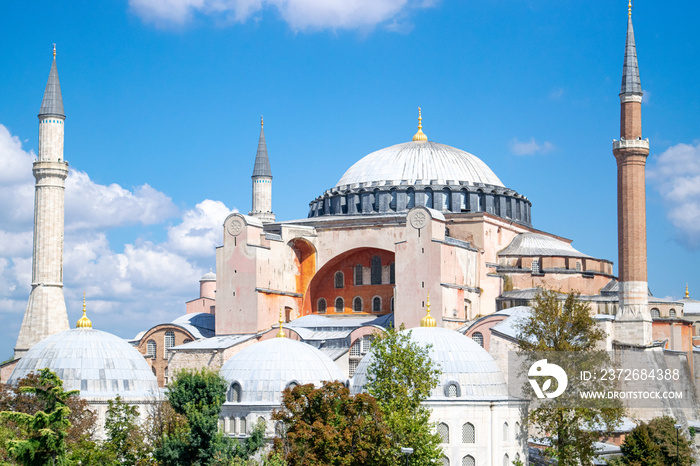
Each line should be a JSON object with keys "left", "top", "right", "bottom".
{"left": 336, "top": 141, "right": 504, "bottom": 188}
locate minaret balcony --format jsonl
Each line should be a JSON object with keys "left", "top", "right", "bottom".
{"left": 612, "top": 138, "right": 649, "bottom": 151}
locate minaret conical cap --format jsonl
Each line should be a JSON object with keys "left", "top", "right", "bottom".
{"left": 39, "top": 45, "right": 65, "bottom": 118}
{"left": 620, "top": 5, "right": 642, "bottom": 96}
{"left": 252, "top": 116, "right": 272, "bottom": 177}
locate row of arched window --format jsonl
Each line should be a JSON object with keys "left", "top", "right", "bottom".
{"left": 227, "top": 381, "right": 300, "bottom": 403}
{"left": 317, "top": 296, "right": 392, "bottom": 314}
{"left": 436, "top": 421, "right": 520, "bottom": 445}
{"left": 334, "top": 258, "right": 395, "bottom": 288}
{"left": 651, "top": 308, "right": 678, "bottom": 319}
{"left": 439, "top": 453, "right": 519, "bottom": 466}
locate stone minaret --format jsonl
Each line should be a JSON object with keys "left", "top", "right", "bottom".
{"left": 613, "top": 4, "right": 652, "bottom": 346}
{"left": 249, "top": 116, "right": 275, "bottom": 223}
{"left": 14, "top": 46, "right": 70, "bottom": 358}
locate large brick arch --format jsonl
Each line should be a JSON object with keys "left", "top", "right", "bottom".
{"left": 303, "top": 247, "right": 395, "bottom": 316}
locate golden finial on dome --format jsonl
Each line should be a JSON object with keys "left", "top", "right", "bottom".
{"left": 628, "top": 0, "right": 632, "bottom": 17}
{"left": 276, "top": 308, "right": 285, "bottom": 338}
{"left": 685, "top": 283, "right": 690, "bottom": 299}
{"left": 420, "top": 292, "right": 436, "bottom": 327}
{"left": 53, "top": 44, "right": 56, "bottom": 59}
{"left": 76, "top": 292, "right": 92, "bottom": 329}
{"left": 412, "top": 107, "right": 428, "bottom": 142}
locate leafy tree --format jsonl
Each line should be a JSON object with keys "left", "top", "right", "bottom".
{"left": 154, "top": 367, "right": 231, "bottom": 466}
{"left": 365, "top": 326, "right": 442, "bottom": 466}
{"left": 516, "top": 290, "right": 625, "bottom": 466}
{"left": 0, "top": 368, "right": 78, "bottom": 466}
{"left": 100, "top": 396, "right": 153, "bottom": 465}
{"left": 271, "top": 381, "right": 393, "bottom": 466}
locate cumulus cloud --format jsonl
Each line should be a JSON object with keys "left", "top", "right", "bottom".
{"left": 648, "top": 141, "right": 700, "bottom": 248}
{"left": 509, "top": 137, "right": 555, "bottom": 156}
{"left": 128, "top": 0, "right": 439, "bottom": 31}
{"left": 0, "top": 123, "right": 235, "bottom": 354}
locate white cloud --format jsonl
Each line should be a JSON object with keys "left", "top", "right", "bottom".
{"left": 167, "top": 199, "right": 236, "bottom": 257}
{"left": 642, "top": 89, "right": 651, "bottom": 104}
{"left": 509, "top": 137, "right": 554, "bottom": 156}
{"left": 648, "top": 141, "right": 700, "bottom": 248}
{"left": 128, "top": 0, "right": 438, "bottom": 31}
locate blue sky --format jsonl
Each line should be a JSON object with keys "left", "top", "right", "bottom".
{"left": 1, "top": 1, "right": 699, "bottom": 359}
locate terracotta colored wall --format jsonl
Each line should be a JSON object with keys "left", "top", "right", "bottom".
{"left": 136, "top": 325, "right": 196, "bottom": 387}
{"left": 186, "top": 297, "right": 215, "bottom": 315}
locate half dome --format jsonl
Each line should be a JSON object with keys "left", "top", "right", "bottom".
{"left": 351, "top": 327, "right": 509, "bottom": 400}
{"left": 336, "top": 141, "right": 504, "bottom": 188}
{"left": 220, "top": 338, "right": 345, "bottom": 404}
{"left": 9, "top": 328, "right": 158, "bottom": 398}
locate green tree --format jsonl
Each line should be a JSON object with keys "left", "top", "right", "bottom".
{"left": 365, "top": 326, "right": 442, "bottom": 466}
{"left": 100, "top": 396, "right": 153, "bottom": 465}
{"left": 516, "top": 290, "right": 625, "bottom": 466}
{"left": 154, "top": 367, "right": 231, "bottom": 466}
{"left": 271, "top": 381, "right": 393, "bottom": 466}
{"left": 0, "top": 368, "right": 78, "bottom": 466}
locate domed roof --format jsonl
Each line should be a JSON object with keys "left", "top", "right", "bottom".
{"left": 336, "top": 141, "right": 504, "bottom": 188}
{"left": 499, "top": 232, "right": 592, "bottom": 258}
{"left": 351, "top": 327, "right": 509, "bottom": 400}
{"left": 220, "top": 337, "right": 345, "bottom": 404}
{"left": 200, "top": 271, "right": 216, "bottom": 281}
{"left": 9, "top": 328, "right": 158, "bottom": 398}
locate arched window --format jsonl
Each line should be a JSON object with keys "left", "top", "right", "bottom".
{"left": 334, "top": 271, "right": 344, "bottom": 289}
{"left": 515, "top": 453, "right": 521, "bottom": 462}
{"left": 576, "top": 261, "right": 582, "bottom": 271}
{"left": 651, "top": 308, "right": 660, "bottom": 319}
{"left": 164, "top": 367, "right": 169, "bottom": 386}
{"left": 503, "top": 422, "right": 509, "bottom": 442}
{"left": 371, "top": 256, "right": 382, "bottom": 284}
{"left": 372, "top": 189, "right": 380, "bottom": 212}
{"left": 317, "top": 298, "right": 327, "bottom": 314}
{"left": 335, "top": 297, "right": 344, "bottom": 313}
{"left": 353, "top": 296, "right": 363, "bottom": 313}
{"left": 355, "top": 264, "right": 363, "bottom": 285}
{"left": 437, "top": 422, "right": 449, "bottom": 443}
{"left": 471, "top": 332, "right": 484, "bottom": 347}
{"left": 389, "top": 262, "right": 395, "bottom": 284}
{"left": 286, "top": 381, "right": 299, "bottom": 391}
{"left": 228, "top": 382, "right": 242, "bottom": 402}
{"left": 239, "top": 417, "right": 246, "bottom": 434}
{"left": 389, "top": 188, "right": 397, "bottom": 211}
{"left": 275, "top": 421, "right": 284, "bottom": 437}
{"left": 462, "top": 455, "right": 475, "bottom": 466}
{"left": 503, "top": 454, "right": 509, "bottom": 466}
{"left": 462, "top": 422, "right": 475, "bottom": 443}
{"left": 164, "top": 331, "right": 175, "bottom": 356}
{"left": 669, "top": 308, "right": 677, "bottom": 318}
{"left": 460, "top": 189, "right": 469, "bottom": 212}
{"left": 441, "top": 457, "right": 450, "bottom": 466}
{"left": 373, "top": 296, "right": 381, "bottom": 313}
{"left": 515, "top": 421, "right": 521, "bottom": 440}
{"left": 442, "top": 188, "right": 451, "bottom": 211}
{"left": 146, "top": 340, "right": 156, "bottom": 358}
{"left": 425, "top": 188, "right": 434, "bottom": 208}
{"left": 445, "top": 382, "right": 459, "bottom": 397}
{"left": 531, "top": 259, "right": 540, "bottom": 274}
{"left": 407, "top": 188, "right": 415, "bottom": 209}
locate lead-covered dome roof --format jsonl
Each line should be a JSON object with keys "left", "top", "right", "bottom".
{"left": 9, "top": 328, "right": 158, "bottom": 398}
{"left": 220, "top": 337, "right": 345, "bottom": 404}
{"left": 336, "top": 141, "right": 504, "bottom": 188}
{"left": 351, "top": 327, "right": 509, "bottom": 400}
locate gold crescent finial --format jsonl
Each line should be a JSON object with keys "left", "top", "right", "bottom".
{"left": 412, "top": 107, "right": 428, "bottom": 142}
{"left": 276, "top": 308, "right": 285, "bottom": 338}
{"left": 420, "top": 291, "right": 436, "bottom": 327}
{"left": 53, "top": 44, "right": 56, "bottom": 59}
{"left": 261, "top": 115, "right": 264, "bottom": 128}
{"left": 628, "top": 0, "right": 632, "bottom": 17}
{"left": 76, "top": 292, "right": 93, "bottom": 329}
{"left": 685, "top": 283, "right": 690, "bottom": 299}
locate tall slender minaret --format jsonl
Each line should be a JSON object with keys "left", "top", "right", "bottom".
{"left": 613, "top": 3, "right": 652, "bottom": 346}
{"left": 14, "top": 46, "right": 70, "bottom": 358}
{"left": 249, "top": 116, "right": 275, "bottom": 223}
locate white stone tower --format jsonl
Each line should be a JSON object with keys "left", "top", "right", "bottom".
{"left": 249, "top": 116, "right": 275, "bottom": 223}
{"left": 613, "top": 4, "right": 652, "bottom": 346}
{"left": 14, "top": 46, "right": 70, "bottom": 358}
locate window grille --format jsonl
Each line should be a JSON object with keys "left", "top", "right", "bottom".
{"left": 334, "top": 271, "right": 344, "bottom": 288}
{"left": 361, "top": 335, "right": 373, "bottom": 354}
{"left": 164, "top": 331, "right": 175, "bottom": 357}
{"left": 349, "top": 359, "right": 359, "bottom": 377}
{"left": 669, "top": 308, "right": 677, "bottom": 318}
{"left": 437, "top": 422, "right": 449, "bottom": 443}
{"left": 462, "top": 423, "right": 475, "bottom": 443}
{"left": 447, "top": 383, "right": 458, "bottom": 397}
{"left": 462, "top": 456, "right": 475, "bottom": 466}
{"left": 228, "top": 382, "right": 241, "bottom": 402}
{"left": 353, "top": 297, "right": 362, "bottom": 313}
{"left": 471, "top": 332, "right": 484, "bottom": 347}
{"left": 576, "top": 261, "right": 582, "bottom": 271}
{"left": 239, "top": 417, "right": 246, "bottom": 434}
{"left": 371, "top": 256, "right": 382, "bottom": 284}
{"left": 146, "top": 340, "right": 156, "bottom": 358}
{"left": 355, "top": 264, "right": 363, "bottom": 285}
{"left": 350, "top": 341, "right": 361, "bottom": 357}
{"left": 373, "top": 296, "right": 381, "bottom": 312}
{"left": 651, "top": 308, "right": 660, "bottom": 319}
{"left": 317, "top": 298, "right": 327, "bottom": 314}
{"left": 335, "top": 297, "right": 344, "bottom": 313}
{"left": 440, "top": 457, "right": 450, "bottom": 466}
{"left": 531, "top": 259, "right": 540, "bottom": 274}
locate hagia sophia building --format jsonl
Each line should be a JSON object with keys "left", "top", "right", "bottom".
{"left": 2, "top": 5, "right": 700, "bottom": 465}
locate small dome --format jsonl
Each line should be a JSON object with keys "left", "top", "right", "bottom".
{"left": 200, "top": 271, "right": 216, "bottom": 281}
{"left": 499, "top": 232, "right": 591, "bottom": 258}
{"left": 352, "top": 327, "right": 508, "bottom": 400}
{"left": 220, "top": 338, "right": 345, "bottom": 404}
{"left": 9, "top": 328, "right": 158, "bottom": 398}
{"left": 336, "top": 141, "right": 504, "bottom": 188}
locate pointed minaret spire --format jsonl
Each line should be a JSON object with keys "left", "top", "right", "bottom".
{"left": 39, "top": 44, "right": 65, "bottom": 118}
{"left": 620, "top": 2, "right": 642, "bottom": 97}
{"left": 250, "top": 116, "right": 275, "bottom": 223}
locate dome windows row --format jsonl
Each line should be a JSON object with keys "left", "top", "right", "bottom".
{"left": 435, "top": 421, "right": 518, "bottom": 445}
{"left": 317, "top": 296, "right": 393, "bottom": 314}
{"left": 308, "top": 186, "right": 531, "bottom": 226}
